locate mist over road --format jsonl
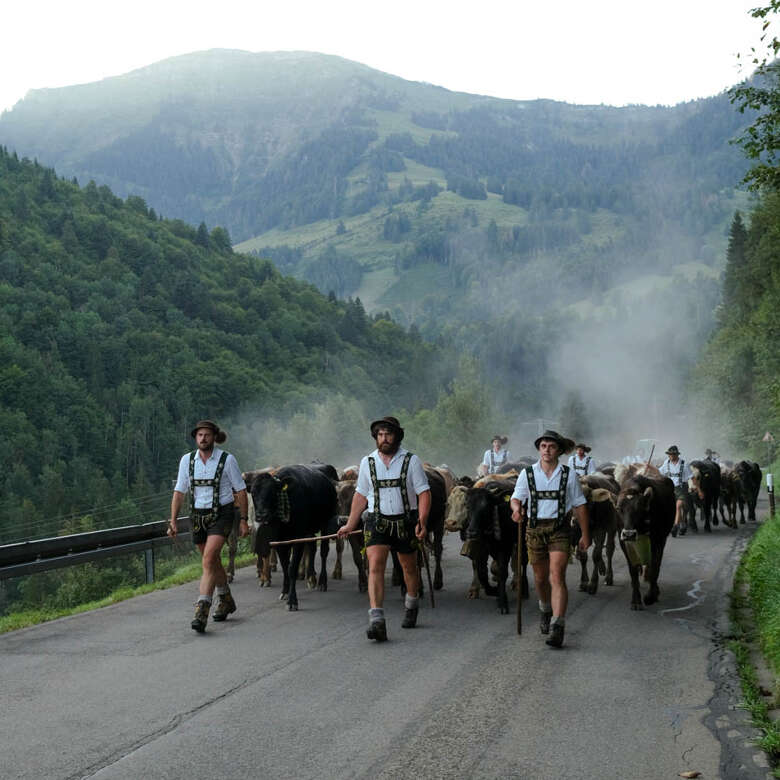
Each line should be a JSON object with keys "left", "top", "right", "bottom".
{"left": 1, "top": 508, "right": 772, "bottom": 780}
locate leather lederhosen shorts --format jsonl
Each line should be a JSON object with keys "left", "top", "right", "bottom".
{"left": 363, "top": 510, "right": 418, "bottom": 555}
{"left": 191, "top": 502, "right": 235, "bottom": 545}
{"left": 526, "top": 520, "right": 571, "bottom": 564}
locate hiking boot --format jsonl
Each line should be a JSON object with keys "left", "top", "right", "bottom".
{"left": 678, "top": 523, "right": 687, "bottom": 537}
{"left": 191, "top": 600, "right": 210, "bottom": 633}
{"left": 540, "top": 610, "right": 553, "bottom": 635}
{"left": 366, "top": 619, "right": 388, "bottom": 642}
{"left": 401, "top": 607, "right": 418, "bottom": 629}
{"left": 671, "top": 525, "right": 678, "bottom": 538}
{"left": 212, "top": 590, "right": 237, "bottom": 622}
{"left": 545, "top": 623, "right": 565, "bottom": 648}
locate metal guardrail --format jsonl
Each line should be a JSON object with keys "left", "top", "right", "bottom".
{"left": 0, "top": 516, "right": 193, "bottom": 583}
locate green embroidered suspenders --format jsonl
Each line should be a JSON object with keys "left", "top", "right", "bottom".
{"left": 368, "top": 452, "right": 414, "bottom": 538}
{"left": 525, "top": 464, "right": 569, "bottom": 530}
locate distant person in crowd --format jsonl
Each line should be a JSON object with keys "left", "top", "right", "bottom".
{"left": 704, "top": 448, "right": 720, "bottom": 464}
{"left": 658, "top": 445, "right": 692, "bottom": 537}
{"left": 337, "top": 416, "right": 430, "bottom": 641}
{"left": 479, "top": 435, "right": 511, "bottom": 475}
{"left": 169, "top": 420, "right": 249, "bottom": 632}
{"left": 568, "top": 443, "right": 596, "bottom": 476}
{"left": 510, "top": 430, "right": 590, "bottom": 649}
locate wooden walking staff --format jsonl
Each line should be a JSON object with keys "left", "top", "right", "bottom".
{"left": 269, "top": 530, "right": 361, "bottom": 547}
{"left": 644, "top": 444, "right": 655, "bottom": 470}
{"left": 419, "top": 539, "right": 435, "bottom": 608}
{"left": 517, "top": 504, "right": 524, "bottom": 636}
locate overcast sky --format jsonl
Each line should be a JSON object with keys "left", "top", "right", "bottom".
{"left": 1, "top": 0, "right": 774, "bottom": 115}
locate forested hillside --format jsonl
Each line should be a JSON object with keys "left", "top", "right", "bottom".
{"left": 0, "top": 148, "right": 453, "bottom": 543}
{"left": 692, "top": 9, "right": 780, "bottom": 463}
{"left": 695, "top": 200, "right": 780, "bottom": 459}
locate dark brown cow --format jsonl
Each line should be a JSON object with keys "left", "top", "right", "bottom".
{"left": 689, "top": 460, "right": 721, "bottom": 532}
{"left": 243, "top": 468, "right": 278, "bottom": 586}
{"left": 735, "top": 460, "right": 762, "bottom": 523}
{"left": 445, "top": 478, "right": 528, "bottom": 608}
{"left": 574, "top": 473, "right": 619, "bottom": 595}
{"left": 390, "top": 466, "right": 446, "bottom": 594}
{"left": 615, "top": 474, "right": 675, "bottom": 610}
{"left": 718, "top": 466, "right": 740, "bottom": 529}
{"left": 332, "top": 478, "right": 367, "bottom": 592}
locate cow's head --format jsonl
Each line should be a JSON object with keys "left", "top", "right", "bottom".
{"left": 616, "top": 479, "right": 654, "bottom": 540}
{"left": 688, "top": 466, "right": 704, "bottom": 500}
{"left": 250, "top": 472, "right": 292, "bottom": 531}
{"left": 336, "top": 480, "right": 356, "bottom": 517}
{"left": 735, "top": 461, "right": 755, "bottom": 492}
{"left": 445, "top": 485, "right": 470, "bottom": 532}
{"left": 465, "top": 488, "right": 500, "bottom": 534}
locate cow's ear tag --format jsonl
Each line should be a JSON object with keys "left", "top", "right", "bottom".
{"left": 504, "top": 495, "right": 510, "bottom": 502}
{"left": 282, "top": 483, "right": 288, "bottom": 491}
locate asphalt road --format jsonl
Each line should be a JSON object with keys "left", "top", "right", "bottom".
{"left": 1, "top": 504, "right": 774, "bottom": 780}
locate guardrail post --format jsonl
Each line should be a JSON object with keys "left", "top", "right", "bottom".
{"left": 144, "top": 548, "right": 155, "bottom": 583}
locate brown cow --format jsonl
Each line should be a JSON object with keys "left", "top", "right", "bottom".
{"left": 396, "top": 466, "right": 446, "bottom": 592}
{"left": 614, "top": 462, "right": 662, "bottom": 484}
{"left": 332, "top": 478, "right": 367, "bottom": 591}
{"left": 718, "top": 466, "right": 740, "bottom": 529}
{"left": 445, "top": 478, "right": 528, "bottom": 604}
{"left": 243, "top": 468, "right": 278, "bottom": 587}
{"left": 615, "top": 474, "right": 675, "bottom": 610}
{"left": 574, "top": 473, "right": 619, "bottom": 595}
{"left": 445, "top": 485, "right": 482, "bottom": 599}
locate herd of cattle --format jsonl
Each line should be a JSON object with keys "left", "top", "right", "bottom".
{"left": 220, "top": 456, "right": 762, "bottom": 615}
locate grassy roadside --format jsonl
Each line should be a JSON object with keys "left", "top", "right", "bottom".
{"left": 0, "top": 551, "right": 257, "bottom": 635}
{"left": 730, "top": 486, "right": 780, "bottom": 774}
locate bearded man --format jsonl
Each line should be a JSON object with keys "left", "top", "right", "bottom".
{"left": 169, "top": 420, "right": 249, "bottom": 632}
{"left": 337, "top": 416, "right": 430, "bottom": 641}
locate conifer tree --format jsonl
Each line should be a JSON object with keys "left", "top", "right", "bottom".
{"left": 721, "top": 211, "right": 748, "bottom": 313}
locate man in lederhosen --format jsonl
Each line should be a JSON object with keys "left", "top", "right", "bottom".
{"left": 337, "top": 416, "right": 430, "bottom": 641}
{"left": 169, "top": 420, "right": 249, "bottom": 632}
{"left": 479, "top": 435, "right": 512, "bottom": 476}
{"left": 568, "top": 443, "right": 596, "bottom": 476}
{"left": 510, "top": 430, "right": 590, "bottom": 649}
{"left": 658, "top": 445, "right": 692, "bottom": 537}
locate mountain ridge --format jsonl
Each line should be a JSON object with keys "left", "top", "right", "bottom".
{"left": 0, "top": 49, "right": 751, "bottom": 347}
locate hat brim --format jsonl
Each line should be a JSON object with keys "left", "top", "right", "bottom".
{"left": 370, "top": 418, "right": 404, "bottom": 441}
{"left": 534, "top": 434, "right": 575, "bottom": 455}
